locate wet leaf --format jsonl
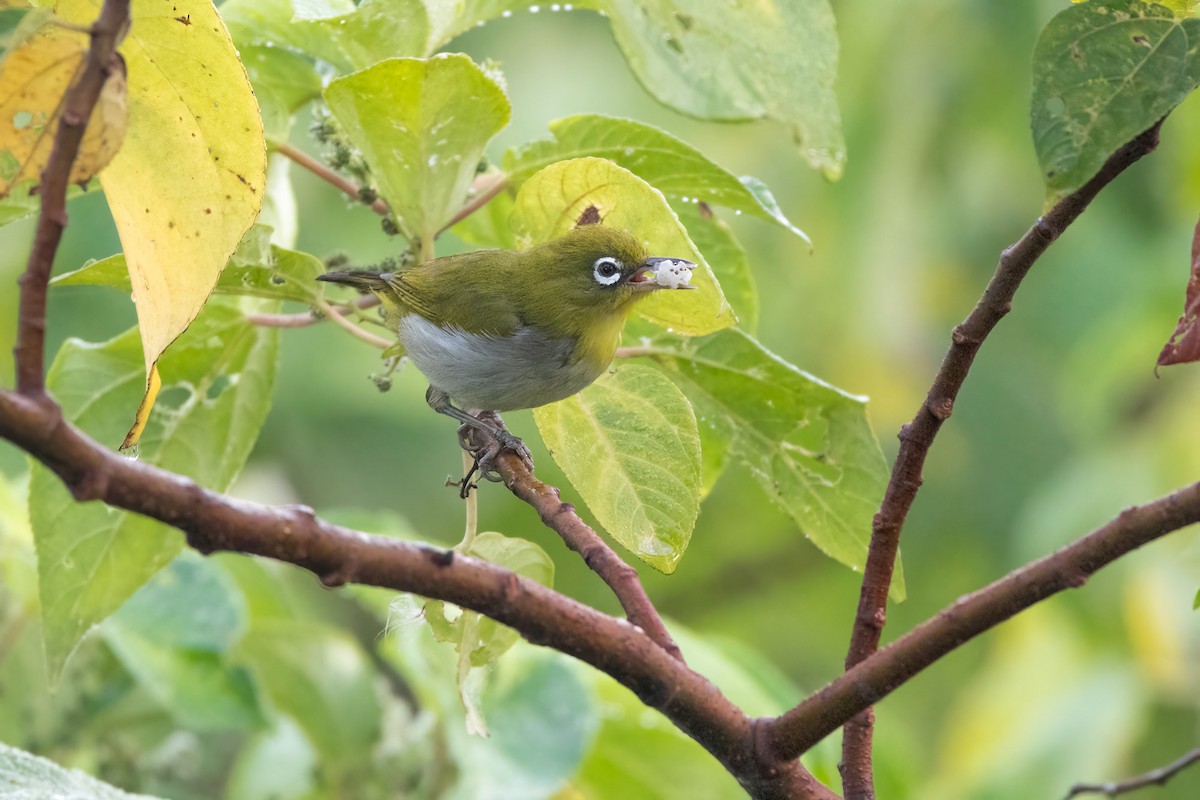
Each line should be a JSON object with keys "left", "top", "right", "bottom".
{"left": 505, "top": 114, "right": 808, "bottom": 241}
{"left": 511, "top": 156, "right": 733, "bottom": 336}
{"left": 0, "top": 17, "right": 127, "bottom": 197}
{"left": 1032, "top": 0, "right": 1200, "bottom": 204}
{"left": 598, "top": 0, "right": 843, "bottom": 179}
{"left": 324, "top": 54, "right": 510, "bottom": 246}
{"left": 534, "top": 364, "right": 701, "bottom": 573}
{"left": 1157, "top": 215, "right": 1200, "bottom": 367}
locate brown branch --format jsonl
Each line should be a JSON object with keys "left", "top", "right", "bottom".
{"left": 12, "top": 0, "right": 129, "bottom": 393}
{"left": 766, "top": 475, "right": 1200, "bottom": 761}
{"left": 488, "top": 443, "right": 685, "bottom": 663}
{"left": 245, "top": 294, "right": 382, "bottom": 329}
{"left": 0, "top": 389, "right": 832, "bottom": 800}
{"left": 274, "top": 141, "right": 392, "bottom": 216}
{"left": 1064, "top": 747, "right": 1200, "bottom": 799}
{"left": 837, "top": 119, "right": 1164, "bottom": 798}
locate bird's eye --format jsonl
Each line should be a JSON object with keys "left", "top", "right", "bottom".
{"left": 593, "top": 256, "right": 623, "bottom": 286}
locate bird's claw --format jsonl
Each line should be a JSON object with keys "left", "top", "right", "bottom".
{"left": 454, "top": 417, "right": 535, "bottom": 494}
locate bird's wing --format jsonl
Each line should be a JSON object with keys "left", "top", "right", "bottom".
{"left": 383, "top": 249, "right": 523, "bottom": 336}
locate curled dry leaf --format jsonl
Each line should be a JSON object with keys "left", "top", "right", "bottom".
{"left": 0, "top": 20, "right": 128, "bottom": 197}
{"left": 1156, "top": 216, "right": 1200, "bottom": 368}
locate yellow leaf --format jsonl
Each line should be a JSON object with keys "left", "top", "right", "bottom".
{"left": 55, "top": 0, "right": 267, "bottom": 446}
{"left": 0, "top": 18, "right": 129, "bottom": 196}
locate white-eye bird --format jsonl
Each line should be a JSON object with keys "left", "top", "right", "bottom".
{"left": 317, "top": 224, "right": 696, "bottom": 481}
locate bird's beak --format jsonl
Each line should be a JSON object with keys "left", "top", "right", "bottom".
{"left": 627, "top": 257, "right": 698, "bottom": 291}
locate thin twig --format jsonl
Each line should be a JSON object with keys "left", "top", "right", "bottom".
{"left": 837, "top": 120, "right": 1164, "bottom": 799}
{"left": 245, "top": 294, "right": 381, "bottom": 328}
{"left": 437, "top": 173, "right": 509, "bottom": 235}
{"left": 1064, "top": 748, "right": 1200, "bottom": 799}
{"left": 12, "top": 0, "right": 129, "bottom": 393}
{"left": 274, "top": 141, "right": 391, "bottom": 216}
{"left": 312, "top": 296, "right": 391, "bottom": 349}
{"left": 766, "top": 473, "right": 1200, "bottom": 761}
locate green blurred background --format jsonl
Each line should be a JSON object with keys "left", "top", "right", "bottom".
{"left": 2, "top": 0, "right": 1199, "bottom": 797}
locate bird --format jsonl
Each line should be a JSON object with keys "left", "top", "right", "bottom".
{"left": 317, "top": 223, "right": 696, "bottom": 487}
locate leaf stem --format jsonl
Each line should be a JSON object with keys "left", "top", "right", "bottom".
{"left": 273, "top": 141, "right": 391, "bottom": 216}
{"left": 312, "top": 296, "right": 391, "bottom": 349}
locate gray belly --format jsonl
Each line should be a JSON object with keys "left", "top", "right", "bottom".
{"left": 398, "top": 315, "right": 605, "bottom": 411}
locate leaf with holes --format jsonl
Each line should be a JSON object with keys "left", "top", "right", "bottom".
{"left": 511, "top": 156, "right": 732, "bottom": 336}
{"left": 324, "top": 55, "right": 510, "bottom": 248}
{"left": 634, "top": 328, "right": 900, "bottom": 597}
{"left": 505, "top": 114, "right": 807, "bottom": 241}
{"left": 30, "top": 305, "right": 278, "bottom": 680}
{"left": 534, "top": 364, "right": 701, "bottom": 573}
{"left": 597, "top": 0, "right": 843, "bottom": 179}
{"left": 0, "top": 15, "right": 127, "bottom": 197}
{"left": 1032, "top": 0, "right": 1200, "bottom": 204}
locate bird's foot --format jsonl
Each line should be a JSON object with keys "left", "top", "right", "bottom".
{"left": 454, "top": 412, "right": 534, "bottom": 490}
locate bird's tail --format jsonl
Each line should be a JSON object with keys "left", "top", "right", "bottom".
{"left": 316, "top": 269, "right": 394, "bottom": 294}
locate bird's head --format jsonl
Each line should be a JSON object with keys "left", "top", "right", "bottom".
{"left": 523, "top": 226, "right": 696, "bottom": 324}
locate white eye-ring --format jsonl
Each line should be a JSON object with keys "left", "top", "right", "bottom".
{"left": 592, "top": 256, "right": 623, "bottom": 286}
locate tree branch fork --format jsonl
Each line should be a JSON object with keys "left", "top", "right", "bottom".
{"left": 4, "top": 3, "right": 1197, "bottom": 798}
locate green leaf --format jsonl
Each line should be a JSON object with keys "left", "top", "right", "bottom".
{"left": 533, "top": 364, "right": 701, "bottom": 573}
{"left": 239, "top": 44, "right": 323, "bottom": 138}
{"left": 324, "top": 55, "right": 511, "bottom": 246}
{"left": 672, "top": 201, "right": 758, "bottom": 333}
{"left": 1032, "top": 0, "right": 1200, "bottom": 204}
{"left": 53, "top": 228, "right": 326, "bottom": 305}
{"left": 634, "top": 329, "right": 900, "bottom": 596}
{"left": 233, "top": 621, "right": 382, "bottom": 770}
{"left": 573, "top": 677, "right": 744, "bottom": 799}
{"left": 293, "top": 0, "right": 430, "bottom": 69}
{"left": 425, "top": 531, "right": 555, "bottom": 669}
{"left": 506, "top": 114, "right": 808, "bottom": 241}
{"left": 104, "top": 555, "right": 264, "bottom": 735}
{"left": 102, "top": 623, "right": 266, "bottom": 732}
{"left": 31, "top": 305, "right": 279, "bottom": 679}
{"left": 511, "top": 156, "right": 733, "bottom": 336}
{"left": 425, "top": 532, "right": 555, "bottom": 736}
{"left": 1193, "top": 586, "right": 1199, "bottom": 610}
{"left": 597, "top": 0, "right": 844, "bottom": 179}
{"left": 0, "top": 741, "right": 163, "bottom": 800}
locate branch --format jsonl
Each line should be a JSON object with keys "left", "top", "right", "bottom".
{"left": 0, "top": 389, "right": 832, "bottom": 800}
{"left": 838, "top": 120, "right": 1164, "bottom": 797}
{"left": 12, "top": 0, "right": 129, "bottom": 393}
{"left": 245, "top": 294, "right": 381, "bottom": 329}
{"left": 487, "top": 441, "right": 685, "bottom": 663}
{"left": 767, "top": 475, "right": 1200, "bottom": 761}
{"left": 274, "top": 141, "right": 391, "bottom": 216}
{"left": 1064, "top": 748, "right": 1200, "bottom": 799}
